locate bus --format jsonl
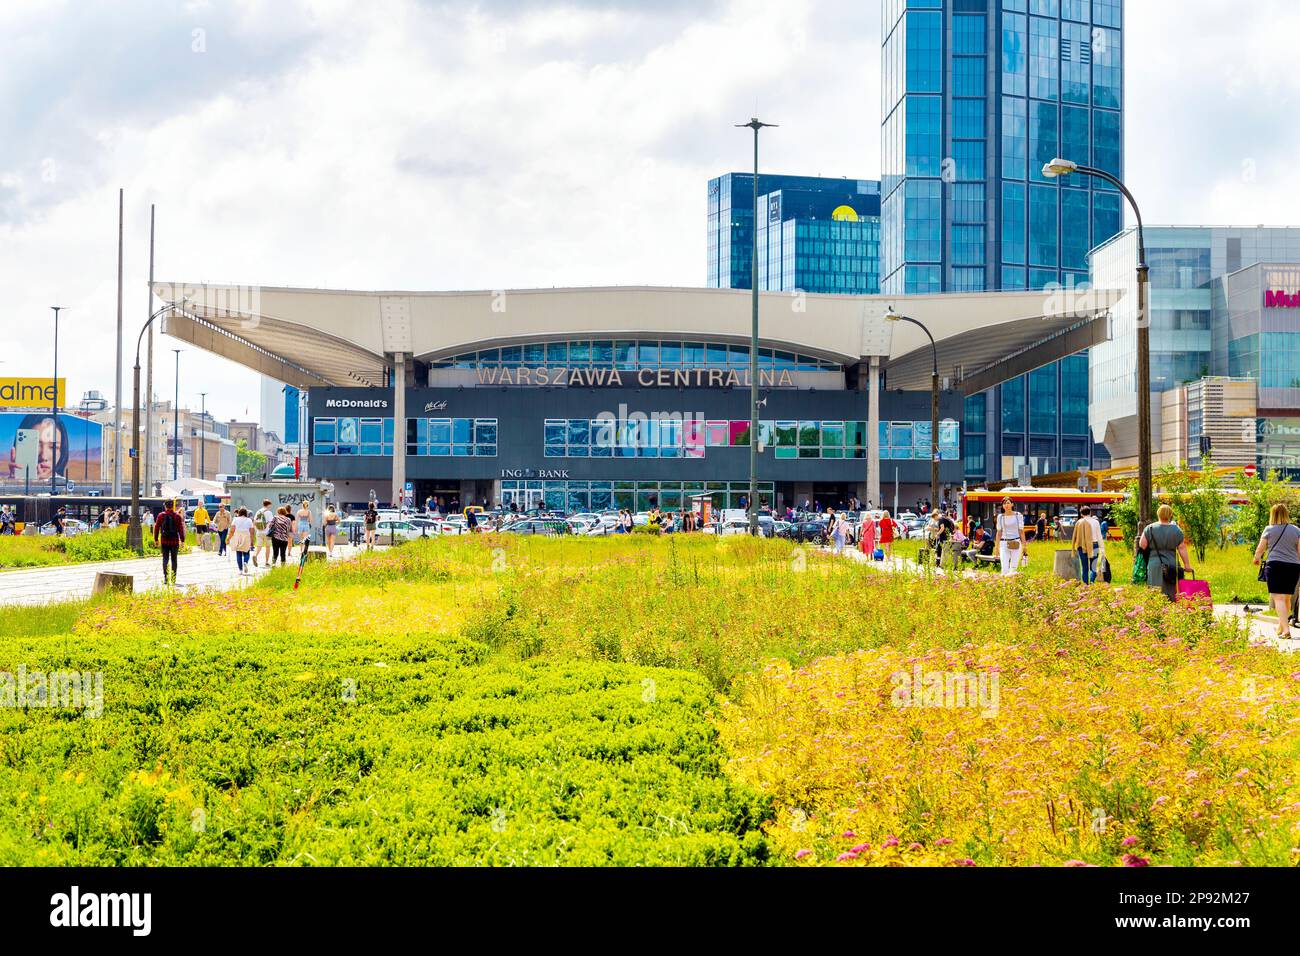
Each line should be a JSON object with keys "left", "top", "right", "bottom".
{"left": 960, "top": 487, "right": 1128, "bottom": 541}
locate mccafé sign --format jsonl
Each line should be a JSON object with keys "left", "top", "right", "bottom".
{"left": 1265, "top": 290, "right": 1300, "bottom": 308}
{"left": 0, "top": 378, "right": 65, "bottom": 408}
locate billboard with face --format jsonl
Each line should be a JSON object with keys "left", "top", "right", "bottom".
{"left": 1, "top": 413, "right": 103, "bottom": 482}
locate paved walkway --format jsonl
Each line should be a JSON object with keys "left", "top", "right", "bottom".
{"left": 834, "top": 544, "right": 1299, "bottom": 654}
{"left": 0, "top": 542, "right": 365, "bottom": 607}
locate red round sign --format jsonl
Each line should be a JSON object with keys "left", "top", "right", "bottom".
{"left": 1243, "top": 463, "right": 1258, "bottom": 478}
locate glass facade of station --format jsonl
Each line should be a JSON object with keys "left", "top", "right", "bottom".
{"left": 306, "top": 333, "right": 966, "bottom": 511}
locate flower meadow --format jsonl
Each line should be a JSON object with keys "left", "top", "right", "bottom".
{"left": 3, "top": 534, "right": 1298, "bottom": 866}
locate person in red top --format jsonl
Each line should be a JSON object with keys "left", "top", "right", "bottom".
{"left": 152, "top": 499, "right": 186, "bottom": 586}
{"left": 878, "top": 510, "right": 896, "bottom": 560}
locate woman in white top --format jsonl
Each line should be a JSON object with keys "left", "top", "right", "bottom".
{"left": 995, "top": 497, "right": 1028, "bottom": 576}
{"left": 229, "top": 508, "right": 257, "bottom": 576}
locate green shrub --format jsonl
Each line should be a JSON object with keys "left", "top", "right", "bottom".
{"left": 0, "top": 630, "right": 771, "bottom": 866}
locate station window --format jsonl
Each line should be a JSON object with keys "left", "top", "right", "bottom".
{"left": 311, "top": 417, "right": 394, "bottom": 456}
{"left": 432, "top": 340, "right": 842, "bottom": 373}
{"left": 404, "top": 418, "right": 497, "bottom": 457}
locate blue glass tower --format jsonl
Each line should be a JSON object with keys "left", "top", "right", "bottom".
{"left": 881, "top": 0, "right": 1124, "bottom": 482}
{"left": 708, "top": 173, "right": 882, "bottom": 292}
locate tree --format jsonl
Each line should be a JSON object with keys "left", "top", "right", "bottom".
{"left": 1156, "top": 460, "right": 1226, "bottom": 562}
{"left": 1232, "top": 468, "right": 1300, "bottom": 549}
{"left": 1108, "top": 478, "right": 1151, "bottom": 547}
{"left": 236, "top": 438, "right": 268, "bottom": 479}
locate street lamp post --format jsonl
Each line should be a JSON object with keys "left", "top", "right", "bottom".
{"left": 172, "top": 349, "right": 182, "bottom": 481}
{"left": 885, "top": 309, "right": 940, "bottom": 513}
{"left": 127, "top": 300, "right": 186, "bottom": 553}
{"left": 50, "top": 306, "right": 64, "bottom": 497}
{"left": 1042, "top": 157, "right": 1151, "bottom": 529}
{"left": 736, "top": 117, "right": 777, "bottom": 535}
{"left": 199, "top": 392, "right": 207, "bottom": 480}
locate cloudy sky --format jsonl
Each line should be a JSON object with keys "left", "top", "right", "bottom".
{"left": 1, "top": 0, "right": 1297, "bottom": 423}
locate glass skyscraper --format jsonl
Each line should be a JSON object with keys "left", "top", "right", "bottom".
{"left": 881, "top": 0, "right": 1124, "bottom": 483}
{"left": 708, "top": 173, "right": 882, "bottom": 292}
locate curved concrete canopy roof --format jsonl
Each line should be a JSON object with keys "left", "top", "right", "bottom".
{"left": 152, "top": 282, "right": 1121, "bottom": 390}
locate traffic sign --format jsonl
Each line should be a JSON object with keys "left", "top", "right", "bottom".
{"left": 1243, "top": 463, "right": 1258, "bottom": 478}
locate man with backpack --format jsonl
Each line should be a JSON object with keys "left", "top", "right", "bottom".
{"left": 153, "top": 499, "right": 185, "bottom": 586}
{"left": 253, "top": 499, "right": 274, "bottom": 568}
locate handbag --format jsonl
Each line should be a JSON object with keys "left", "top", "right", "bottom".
{"left": 1131, "top": 548, "right": 1148, "bottom": 585}
{"left": 1177, "top": 575, "right": 1211, "bottom": 604}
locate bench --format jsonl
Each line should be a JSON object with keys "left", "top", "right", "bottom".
{"left": 973, "top": 553, "right": 999, "bottom": 567}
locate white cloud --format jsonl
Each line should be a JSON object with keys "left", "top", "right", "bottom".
{"left": 0, "top": 0, "right": 1296, "bottom": 423}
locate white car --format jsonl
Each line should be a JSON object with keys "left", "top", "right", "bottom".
{"left": 373, "top": 519, "right": 426, "bottom": 542}
{"left": 40, "top": 518, "right": 90, "bottom": 537}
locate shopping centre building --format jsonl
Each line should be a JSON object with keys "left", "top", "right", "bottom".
{"left": 153, "top": 282, "right": 1117, "bottom": 511}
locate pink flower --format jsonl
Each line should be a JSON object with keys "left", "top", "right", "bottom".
{"left": 954, "top": 858, "right": 977, "bottom": 867}
{"left": 908, "top": 842, "right": 923, "bottom": 851}
{"left": 883, "top": 835, "right": 900, "bottom": 848}
{"left": 1063, "top": 860, "right": 1094, "bottom": 867}
{"left": 842, "top": 830, "right": 857, "bottom": 839}
{"left": 1121, "top": 836, "right": 1139, "bottom": 847}
{"left": 935, "top": 837, "right": 953, "bottom": 846}
{"left": 835, "top": 852, "right": 859, "bottom": 862}
{"left": 794, "top": 849, "right": 812, "bottom": 860}
{"left": 1122, "top": 854, "right": 1150, "bottom": 867}
{"left": 850, "top": 843, "right": 871, "bottom": 853}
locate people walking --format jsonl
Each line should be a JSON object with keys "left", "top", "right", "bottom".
{"left": 878, "top": 510, "right": 896, "bottom": 560}
{"left": 193, "top": 502, "right": 211, "bottom": 549}
{"left": 995, "top": 496, "right": 1027, "bottom": 576}
{"left": 153, "top": 499, "right": 185, "bottom": 586}
{"left": 1253, "top": 503, "right": 1300, "bottom": 639}
{"left": 295, "top": 501, "right": 313, "bottom": 556}
{"left": 229, "top": 507, "right": 256, "bottom": 575}
{"left": 254, "top": 499, "right": 274, "bottom": 568}
{"left": 323, "top": 504, "right": 340, "bottom": 555}
{"left": 1138, "top": 504, "right": 1192, "bottom": 602}
{"left": 213, "top": 504, "right": 232, "bottom": 557}
{"left": 1071, "top": 507, "right": 1097, "bottom": 584}
{"left": 859, "top": 510, "right": 877, "bottom": 558}
{"left": 1082, "top": 505, "right": 1103, "bottom": 582}
{"left": 830, "top": 511, "right": 848, "bottom": 555}
{"left": 364, "top": 502, "right": 379, "bottom": 549}
{"left": 269, "top": 506, "right": 293, "bottom": 565}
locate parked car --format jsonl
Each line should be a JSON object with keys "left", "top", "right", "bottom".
{"left": 503, "top": 518, "right": 571, "bottom": 536}
{"left": 39, "top": 518, "right": 90, "bottom": 537}
{"left": 779, "top": 519, "right": 828, "bottom": 544}
{"left": 374, "top": 519, "right": 426, "bottom": 542}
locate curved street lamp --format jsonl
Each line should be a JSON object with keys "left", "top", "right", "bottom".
{"left": 1042, "top": 157, "right": 1151, "bottom": 529}
{"left": 127, "top": 298, "right": 187, "bottom": 552}
{"left": 885, "top": 308, "right": 939, "bottom": 513}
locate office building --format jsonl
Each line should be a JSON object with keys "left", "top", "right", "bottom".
{"left": 708, "top": 173, "right": 882, "bottom": 293}
{"left": 1089, "top": 226, "right": 1300, "bottom": 468}
{"left": 882, "top": 0, "right": 1125, "bottom": 483}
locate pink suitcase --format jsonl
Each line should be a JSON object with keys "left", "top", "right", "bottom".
{"left": 1177, "top": 576, "right": 1211, "bottom": 604}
